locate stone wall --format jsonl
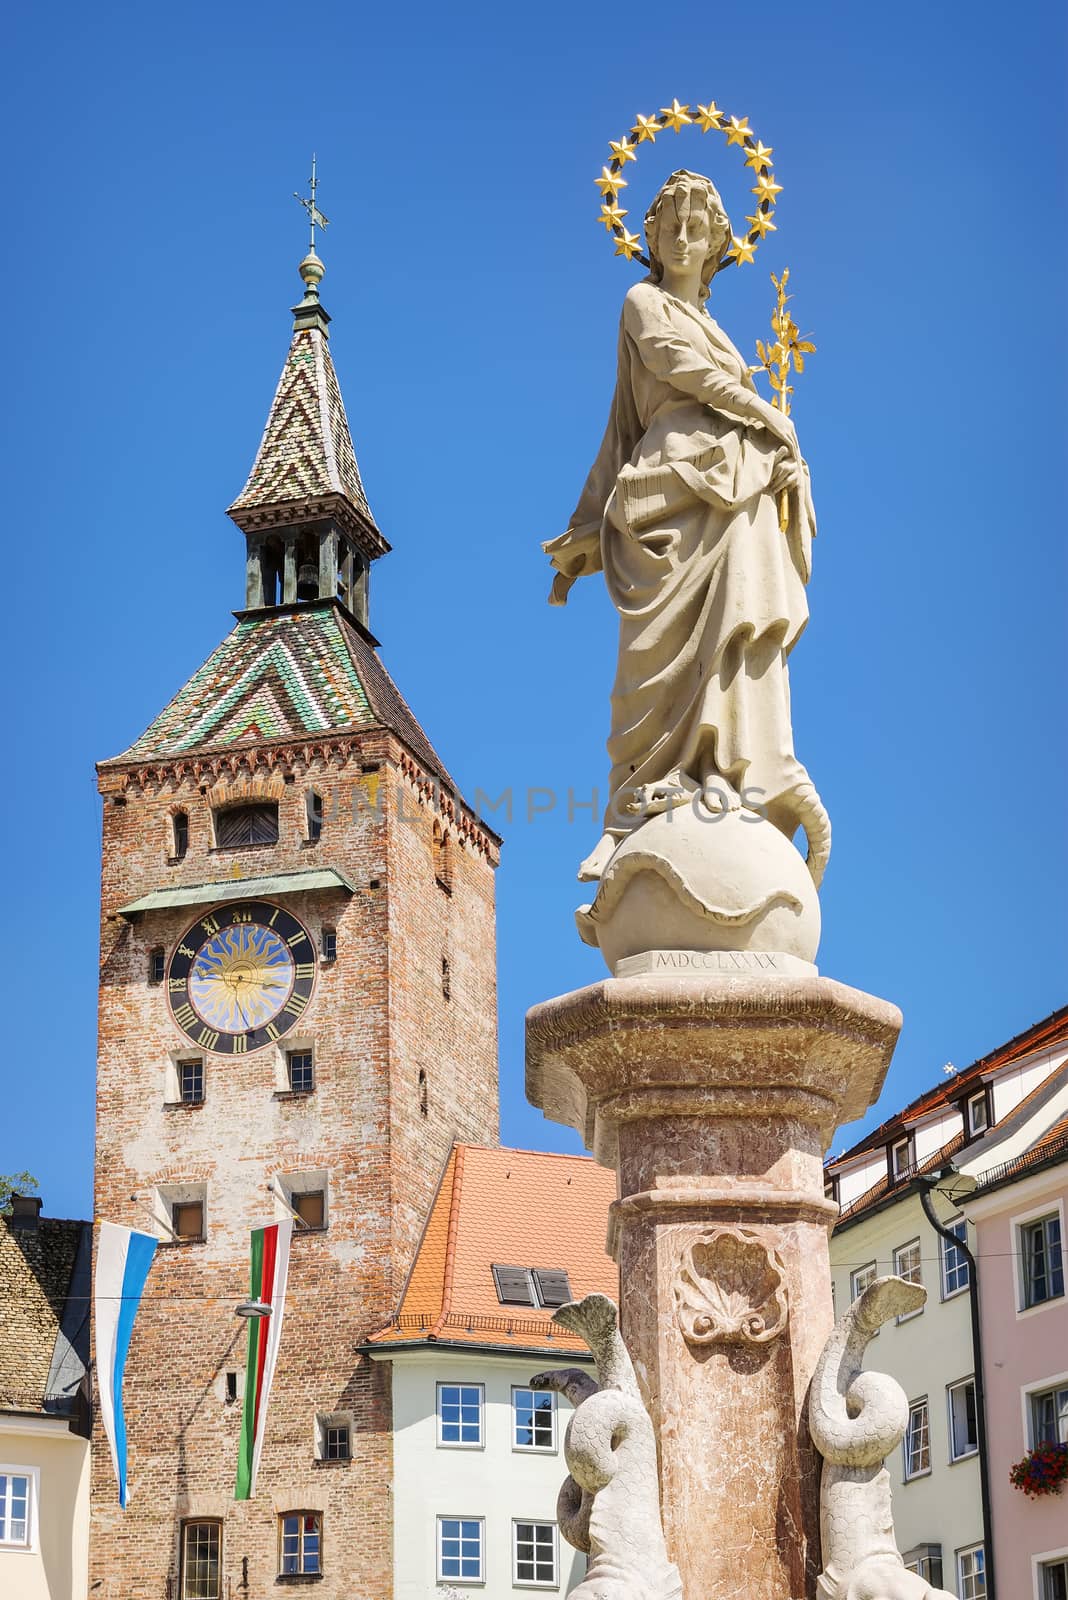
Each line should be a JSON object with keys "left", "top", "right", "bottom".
{"left": 90, "top": 731, "right": 499, "bottom": 1599}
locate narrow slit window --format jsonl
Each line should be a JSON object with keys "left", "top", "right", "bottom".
{"left": 172, "top": 812, "right": 189, "bottom": 861}
{"left": 321, "top": 928, "right": 337, "bottom": 961}
{"left": 149, "top": 947, "right": 166, "bottom": 985}
{"left": 307, "top": 791, "right": 323, "bottom": 843}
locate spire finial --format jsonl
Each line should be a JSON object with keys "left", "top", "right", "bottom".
{"left": 291, "top": 156, "right": 331, "bottom": 332}
{"left": 294, "top": 154, "right": 330, "bottom": 256}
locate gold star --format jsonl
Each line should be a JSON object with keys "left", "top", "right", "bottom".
{"left": 725, "top": 116, "right": 752, "bottom": 146}
{"left": 727, "top": 234, "right": 757, "bottom": 265}
{"left": 594, "top": 166, "right": 627, "bottom": 197}
{"left": 751, "top": 173, "right": 783, "bottom": 204}
{"left": 746, "top": 210, "right": 777, "bottom": 238}
{"left": 608, "top": 139, "right": 638, "bottom": 165}
{"left": 598, "top": 202, "right": 628, "bottom": 230}
{"left": 631, "top": 113, "right": 660, "bottom": 143}
{"left": 613, "top": 228, "right": 642, "bottom": 260}
{"left": 744, "top": 141, "right": 774, "bottom": 171}
{"left": 660, "top": 99, "right": 692, "bottom": 132}
{"left": 695, "top": 101, "right": 724, "bottom": 131}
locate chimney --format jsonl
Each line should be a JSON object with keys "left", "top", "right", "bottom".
{"left": 9, "top": 1194, "right": 43, "bottom": 1229}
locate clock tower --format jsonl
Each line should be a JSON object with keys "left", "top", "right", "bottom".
{"left": 90, "top": 240, "right": 500, "bottom": 1599}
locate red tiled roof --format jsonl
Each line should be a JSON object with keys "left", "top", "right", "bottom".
{"left": 368, "top": 1145, "right": 618, "bottom": 1356}
{"left": 830, "top": 1005, "right": 1068, "bottom": 1168}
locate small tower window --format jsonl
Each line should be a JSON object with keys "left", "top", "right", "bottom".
{"left": 287, "top": 1051, "right": 314, "bottom": 1095}
{"left": 418, "top": 1067, "right": 428, "bottom": 1119}
{"left": 214, "top": 803, "right": 279, "bottom": 848}
{"left": 178, "top": 1059, "right": 204, "bottom": 1105}
{"left": 292, "top": 1190, "right": 325, "bottom": 1231}
{"left": 321, "top": 928, "right": 337, "bottom": 962}
{"left": 172, "top": 811, "right": 189, "bottom": 860}
{"left": 149, "top": 947, "right": 166, "bottom": 985}
{"left": 225, "top": 1371, "right": 238, "bottom": 1405}
{"left": 307, "top": 791, "right": 323, "bottom": 843}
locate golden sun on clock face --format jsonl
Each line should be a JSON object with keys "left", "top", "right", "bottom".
{"left": 167, "top": 901, "right": 315, "bottom": 1055}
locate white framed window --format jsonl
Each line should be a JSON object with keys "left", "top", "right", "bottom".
{"left": 180, "top": 1519, "right": 221, "bottom": 1599}
{"left": 903, "top": 1545, "right": 943, "bottom": 1587}
{"left": 513, "top": 1387, "right": 556, "bottom": 1451}
{"left": 513, "top": 1520, "right": 558, "bottom": 1587}
{"left": 1018, "top": 1210, "right": 1065, "bottom": 1310}
{"left": 437, "top": 1383, "right": 484, "bottom": 1448}
{"left": 940, "top": 1217, "right": 970, "bottom": 1298}
{"left": 1036, "top": 1551, "right": 1068, "bottom": 1600}
{"left": 437, "top": 1516, "right": 484, "bottom": 1584}
{"left": 0, "top": 1466, "right": 37, "bottom": 1551}
{"left": 948, "top": 1377, "right": 978, "bottom": 1461}
{"left": 957, "top": 1543, "right": 986, "bottom": 1599}
{"left": 893, "top": 1239, "right": 923, "bottom": 1319}
{"left": 850, "top": 1261, "right": 877, "bottom": 1302}
{"left": 903, "top": 1398, "right": 931, "bottom": 1479}
{"left": 1027, "top": 1379, "right": 1068, "bottom": 1447}
{"left": 967, "top": 1090, "right": 989, "bottom": 1137}
{"left": 314, "top": 1410, "right": 354, "bottom": 1461}
{"left": 891, "top": 1135, "right": 914, "bottom": 1179}
{"left": 279, "top": 1510, "right": 321, "bottom": 1575}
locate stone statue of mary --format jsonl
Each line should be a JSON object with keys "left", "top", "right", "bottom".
{"left": 545, "top": 170, "right": 830, "bottom": 888}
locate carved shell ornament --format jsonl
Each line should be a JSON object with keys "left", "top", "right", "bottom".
{"left": 594, "top": 99, "right": 781, "bottom": 266}
{"left": 674, "top": 1228, "right": 789, "bottom": 1346}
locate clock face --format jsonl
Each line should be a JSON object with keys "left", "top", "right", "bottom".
{"left": 167, "top": 901, "right": 315, "bottom": 1055}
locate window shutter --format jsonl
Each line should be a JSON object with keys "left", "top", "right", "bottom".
{"left": 216, "top": 804, "right": 279, "bottom": 848}
{"left": 532, "top": 1269, "right": 572, "bottom": 1308}
{"left": 491, "top": 1264, "right": 534, "bottom": 1305}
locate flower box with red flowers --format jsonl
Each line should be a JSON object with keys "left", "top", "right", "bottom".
{"left": 1009, "top": 1441, "right": 1068, "bottom": 1498}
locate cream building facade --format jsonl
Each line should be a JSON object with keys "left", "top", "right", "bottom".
{"left": 0, "top": 1197, "right": 91, "bottom": 1600}
{"left": 828, "top": 1006, "right": 1068, "bottom": 1599}
{"left": 367, "top": 1143, "right": 618, "bottom": 1598}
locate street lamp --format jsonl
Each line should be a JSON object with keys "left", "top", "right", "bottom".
{"left": 235, "top": 1300, "right": 271, "bottom": 1319}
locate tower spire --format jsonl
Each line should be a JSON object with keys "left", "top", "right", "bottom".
{"left": 227, "top": 162, "right": 389, "bottom": 626}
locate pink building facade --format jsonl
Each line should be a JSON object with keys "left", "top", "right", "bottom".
{"left": 965, "top": 1134, "right": 1067, "bottom": 1600}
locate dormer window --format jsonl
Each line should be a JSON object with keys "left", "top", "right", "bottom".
{"left": 491, "top": 1264, "right": 573, "bottom": 1308}
{"left": 214, "top": 802, "right": 278, "bottom": 849}
{"left": 966, "top": 1090, "right": 989, "bottom": 1138}
{"left": 890, "top": 1136, "right": 915, "bottom": 1182}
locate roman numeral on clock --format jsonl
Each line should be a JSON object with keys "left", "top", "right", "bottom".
{"left": 173, "top": 1003, "right": 197, "bottom": 1029}
{"left": 283, "top": 993, "right": 308, "bottom": 1018}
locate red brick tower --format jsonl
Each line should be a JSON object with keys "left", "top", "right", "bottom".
{"left": 89, "top": 239, "right": 500, "bottom": 1598}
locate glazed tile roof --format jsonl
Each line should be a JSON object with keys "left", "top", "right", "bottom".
{"left": 0, "top": 1214, "right": 90, "bottom": 1416}
{"left": 106, "top": 601, "right": 454, "bottom": 784}
{"left": 368, "top": 1144, "right": 618, "bottom": 1356}
{"left": 229, "top": 323, "right": 375, "bottom": 528}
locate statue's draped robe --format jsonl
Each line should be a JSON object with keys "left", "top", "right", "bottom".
{"left": 546, "top": 280, "right": 816, "bottom": 840}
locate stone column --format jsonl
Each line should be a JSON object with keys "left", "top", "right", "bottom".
{"left": 526, "top": 970, "right": 900, "bottom": 1600}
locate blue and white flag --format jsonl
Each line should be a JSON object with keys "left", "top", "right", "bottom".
{"left": 94, "top": 1221, "right": 157, "bottom": 1507}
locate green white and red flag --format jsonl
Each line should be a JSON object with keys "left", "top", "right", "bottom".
{"left": 235, "top": 1219, "right": 293, "bottom": 1499}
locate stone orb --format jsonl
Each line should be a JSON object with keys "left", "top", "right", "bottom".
{"left": 581, "top": 802, "right": 821, "bottom": 972}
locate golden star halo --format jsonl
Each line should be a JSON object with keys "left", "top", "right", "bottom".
{"left": 595, "top": 98, "right": 782, "bottom": 271}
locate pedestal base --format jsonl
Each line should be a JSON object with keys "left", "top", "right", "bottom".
{"left": 526, "top": 973, "right": 901, "bottom": 1600}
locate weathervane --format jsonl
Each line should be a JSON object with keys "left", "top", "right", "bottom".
{"left": 294, "top": 155, "right": 329, "bottom": 253}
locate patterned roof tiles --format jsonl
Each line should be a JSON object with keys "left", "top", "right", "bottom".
{"left": 107, "top": 601, "right": 455, "bottom": 785}
{"left": 229, "top": 325, "right": 374, "bottom": 525}
{"left": 115, "top": 606, "right": 374, "bottom": 761}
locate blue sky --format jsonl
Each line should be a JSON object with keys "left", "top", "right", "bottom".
{"left": 2, "top": 0, "right": 1065, "bottom": 1218}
